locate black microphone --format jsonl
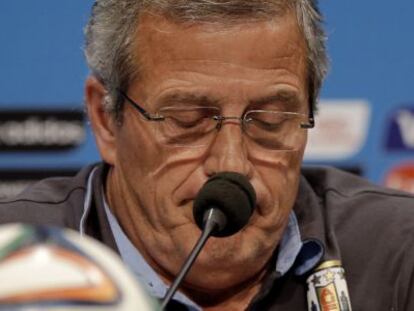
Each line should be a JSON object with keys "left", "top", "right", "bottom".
{"left": 161, "top": 172, "right": 256, "bottom": 309}
{"left": 193, "top": 172, "right": 256, "bottom": 237}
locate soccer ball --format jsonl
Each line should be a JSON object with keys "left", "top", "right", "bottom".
{"left": 0, "top": 224, "right": 159, "bottom": 310}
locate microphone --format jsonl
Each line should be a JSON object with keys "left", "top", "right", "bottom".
{"left": 193, "top": 172, "right": 256, "bottom": 237}
{"left": 161, "top": 172, "right": 256, "bottom": 309}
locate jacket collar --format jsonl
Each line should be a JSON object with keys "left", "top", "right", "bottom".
{"left": 80, "top": 163, "right": 119, "bottom": 253}
{"left": 294, "top": 173, "right": 342, "bottom": 264}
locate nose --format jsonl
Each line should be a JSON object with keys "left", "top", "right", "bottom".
{"left": 203, "top": 121, "right": 253, "bottom": 178}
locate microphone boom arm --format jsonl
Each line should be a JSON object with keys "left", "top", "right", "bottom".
{"left": 160, "top": 207, "right": 226, "bottom": 310}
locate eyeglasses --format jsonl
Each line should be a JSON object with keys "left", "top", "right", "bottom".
{"left": 118, "top": 90, "right": 314, "bottom": 150}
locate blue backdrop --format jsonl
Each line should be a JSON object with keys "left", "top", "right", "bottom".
{"left": 1, "top": 1, "right": 413, "bottom": 196}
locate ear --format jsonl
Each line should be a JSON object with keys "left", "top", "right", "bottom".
{"left": 85, "top": 76, "right": 117, "bottom": 165}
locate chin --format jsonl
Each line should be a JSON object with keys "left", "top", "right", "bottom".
{"left": 194, "top": 228, "right": 271, "bottom": 269}
{"left": 182, "top": 249, "right": 266, "bottom": 294}
{"left": 158, "top": 224, "right": 274, "bottom": 296}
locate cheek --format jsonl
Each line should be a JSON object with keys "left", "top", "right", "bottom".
{"left": 262, "top": 153, "right": 301, "bottom": 196}
{"left": 150, "top": 148, "right": 208, "bottom": 202}
{"left": 118, "top": 127, "right": 206, "bottom": 209}
{"left": 122, "top": 109, "right": 170, "bottom": 158}
{"left": 115, "top": 117, "right": 166, "bottom": 197}
{"left": 252, "top": 136, "right": 306, "bottom": 216}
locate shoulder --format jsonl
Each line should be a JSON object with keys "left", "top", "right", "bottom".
{"left": 0, "top": 164, "right": 98, "bottom": 227}
{"left": 301, "top": 165, "right": 414, "bottom": 215}
{"left": 301, "top": 166, "right": 414, "bottom": 308}
{"left": 300, "top": 165, "right": 414, "bottom": 260}
{"left": 301, "top": 166, "right": 414, "bottom": 240}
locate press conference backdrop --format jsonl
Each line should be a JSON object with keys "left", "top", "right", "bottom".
{"left": 0, "top": 1, "right": 413, "bottom": 198}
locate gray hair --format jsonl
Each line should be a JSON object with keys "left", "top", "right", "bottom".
{"left": 84, "top": 0, "right": 328, "bottom": 121}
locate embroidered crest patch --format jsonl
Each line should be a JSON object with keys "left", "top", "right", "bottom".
{"left": 307, "top": 261, "right": 352, "bottom": 311}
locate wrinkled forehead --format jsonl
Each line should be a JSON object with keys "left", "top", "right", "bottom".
{"left": 135, "top": 3, "right": 301, "bottom": 44}
{"left": 133, "top": 10, "right": 306, "bottom": 76}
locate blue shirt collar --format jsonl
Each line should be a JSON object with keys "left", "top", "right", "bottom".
{"left": 102, "top": 196, "right": 200, "bottom": 310}
{"left": 100, "top": 191, "right": 323, "bottom": 310}
{"left": 277, "top": 212, "right": 323, "bottom": 276}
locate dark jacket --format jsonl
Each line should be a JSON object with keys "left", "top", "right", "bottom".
{"left": 1, "top": 163, "right": 414, "bottom": 310}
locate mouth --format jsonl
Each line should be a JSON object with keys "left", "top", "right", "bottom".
{"left": 177, "top": 187, "right": 267, "bottom": 217}
{"left": 172, "top": 173, "right": 274, "bottom": 233}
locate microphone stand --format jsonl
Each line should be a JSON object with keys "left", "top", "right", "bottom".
{"left": 160, "top": 208, "right": 226, "bottom": 310}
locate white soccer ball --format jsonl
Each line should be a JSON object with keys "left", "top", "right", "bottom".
{"left": 0, "top": 224, "right": 159, "bottom": 311}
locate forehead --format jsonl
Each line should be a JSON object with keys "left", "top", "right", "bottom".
{"left": 130, "top": 11, "right": 308, "bottom": 105}
{"left": 137, "top": 11, "right": 305, "bottom": 65}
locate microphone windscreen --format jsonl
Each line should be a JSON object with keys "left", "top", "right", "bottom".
{"left": 193, "top": 172, "right": 256, "bottom": 237}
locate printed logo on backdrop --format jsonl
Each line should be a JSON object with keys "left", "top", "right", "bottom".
{"left": 304, "top": 100, "right": 371, "bottom": 161}
{"left": 0, "top": 169, "right": 79, "bottom": 199}
{"left": 384, "top": 163, "right": 414, "bottom": 194}
{"left": 385, "top": 106, "right": 414, "bottom": 151}
{"left": 0, "top": 109, "right": 85, "bottom": 151}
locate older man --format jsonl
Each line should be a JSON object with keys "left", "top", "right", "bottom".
{"left": 1, "top": 1, "right": 414, "bottom": 310}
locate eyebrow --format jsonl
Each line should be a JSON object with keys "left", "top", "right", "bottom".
{"left": 250, "top": 90, "right": 302, "bottom": 112}
{"left": 156, "top": 92, "right": 221, "bottom": 108}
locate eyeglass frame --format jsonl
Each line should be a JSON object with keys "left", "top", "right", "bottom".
{"left": 117, "top": 89, "right": 315, "bottom": 129}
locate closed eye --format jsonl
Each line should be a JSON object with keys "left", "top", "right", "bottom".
{"left": 246, "top": 112, "right": 288, "bottom": 131}
{"left": 160, "top": 107, "right": 220, "bottom": 130}
{"left": 167, "top": 115, "right": 210, "bottom": 128}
